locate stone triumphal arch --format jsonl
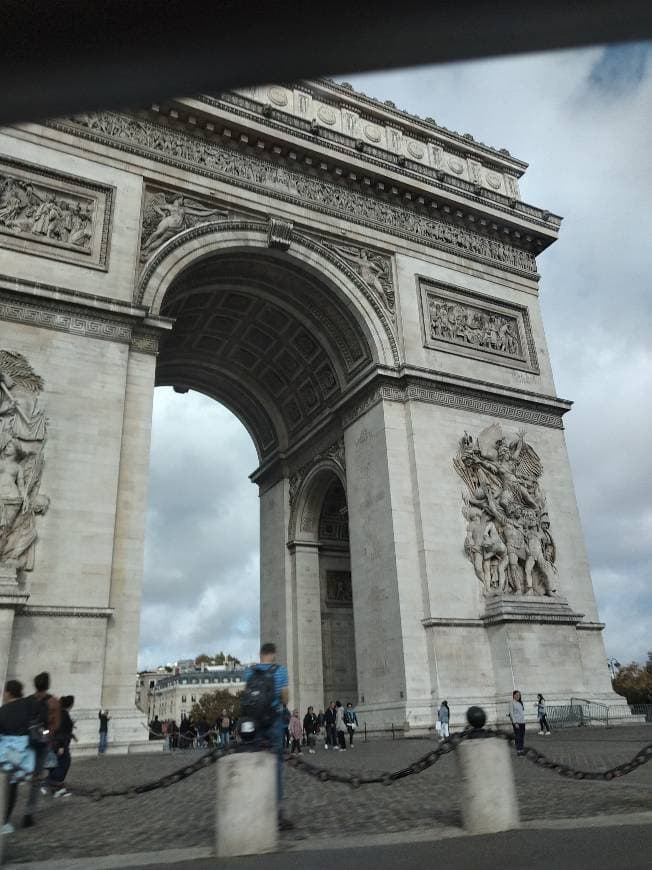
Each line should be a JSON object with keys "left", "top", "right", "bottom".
{"left": 0, "top": 80, "right": 617, "bottom": 747}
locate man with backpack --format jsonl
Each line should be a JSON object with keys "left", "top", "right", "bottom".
{"left": 241, "top": 642, "right": 292, "bottom": 830}
{"left": 23, "top": 672, "right": 60, "bottom": 828}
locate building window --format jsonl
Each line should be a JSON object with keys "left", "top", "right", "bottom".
{"left": 191, "top": 695, "right": 197, "bottom": 702}
{"left": 181, "top": 695, "right": 186, "bottom": 703}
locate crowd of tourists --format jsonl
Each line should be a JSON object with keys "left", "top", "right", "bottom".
{"left": 1, "top": 655, "right": 554, "bottom": 838}
{"left": 0, "top": 671, "right": 112, "bottom": 836}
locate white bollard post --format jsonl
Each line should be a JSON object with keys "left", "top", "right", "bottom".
{"left": 216, "top": 751, "right": 278, "bottom": 857}
{"left": 456, "top": 708, "right": 520, "bottom": 835}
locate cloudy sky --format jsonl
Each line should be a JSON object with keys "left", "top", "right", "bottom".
{"left": 138, "top": 42, "right": 652, "bottom": 671}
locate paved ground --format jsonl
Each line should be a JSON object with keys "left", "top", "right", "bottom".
{"left": 127, "top": 824, "right": 652, "bottom": 870}
{"left": 2, "top": 726, "right": 651, "bottom": 865}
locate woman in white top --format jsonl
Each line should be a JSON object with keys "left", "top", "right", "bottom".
{"left": 509, "top": 690, "right": 526, "bottom": 756}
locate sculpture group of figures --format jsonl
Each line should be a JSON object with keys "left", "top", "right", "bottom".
{"left": 430, "top": 298, "right": 520, "bottom": 357}
{"left": 0, "top": 174, "right": 94, "bottom": 249}
{"left": 0, "top": 350, "right": 49, "bottom": 576}
{"left": 453, "top": 423, "right": 557, "bottom": 597}
{"left": 140, "top": 191, "right": 227, "bottom": 259}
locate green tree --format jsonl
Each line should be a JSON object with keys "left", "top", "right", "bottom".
{"left": 612, "top": 662, "right": 652, "bottom": 705}
{"left": 195, "top": 653, "right": 212, "bottom": 666}
{"left": 189, "top": 689, "right": 242, "bottom": 725}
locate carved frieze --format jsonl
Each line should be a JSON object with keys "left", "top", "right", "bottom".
{"left": 419, "top": 280, "right": 539, "bottom": 373}
{"left": 322, "top": 241, "right": 394, "bottom": 315}
{"left": 0, "top": 157, "right": 113, "bottom": 269}
{"left": 325, "top": 570, "right": 353, "bottom": 606}
{"left": 0, "top": 350, "right": 49, "bottom": 578}
{"left": 453, "top": 424, "right": 557, "bottom": 598}
{"left": 140, "top": 186, "right": 228, "bottom": 261}
{"left": 52, "top": 112, "right": 537, "bottom": 276}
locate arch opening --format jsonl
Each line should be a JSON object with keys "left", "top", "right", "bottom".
{"left": 152, "top": 240, "right": 381, "bottom": 462}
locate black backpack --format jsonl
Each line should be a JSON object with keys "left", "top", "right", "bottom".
{"left": 28, "top": 694, "right": 51, "bottom": 748}
{"left": 240, "top": 665, "right": 278, "bottom": 730}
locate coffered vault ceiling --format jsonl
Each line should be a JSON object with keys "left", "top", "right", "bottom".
{"left": 156, "top": 251, "right": 373, "bottom": 459}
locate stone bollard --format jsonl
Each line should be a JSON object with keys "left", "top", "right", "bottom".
{"left": 455, "top": 706, "right": 520, "bottom": 835}
{"left": 216, "top": 751, "right": 278, "bottom": 857}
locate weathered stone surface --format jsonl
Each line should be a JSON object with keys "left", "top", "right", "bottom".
{"left": 0, "top": 80, "right": 616, "bottom": 746}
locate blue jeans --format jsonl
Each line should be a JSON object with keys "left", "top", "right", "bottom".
{"left": 256, "top": 719, "right": 284, "bottom": 807}
{"left": 99, "top": 731, "right": 108, "bottom": 753}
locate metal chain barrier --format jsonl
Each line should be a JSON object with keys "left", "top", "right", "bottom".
{"left": 6, "top": 727, "right": 652, "bottom": 800}
{"left": 522, "top": 740, "right": 652, "bottom": 781}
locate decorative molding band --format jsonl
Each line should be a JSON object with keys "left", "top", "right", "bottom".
{"left": 48, "top": 112, "right": 537, "bottom": 278}
{"left": 0, "top": 284, "right": 162, "bottom": 353}
{"left": 0, "top": 155, "right": 114, "bottom": 270}
{"left": 341, "top": 378, "right": 567, "bottom": 431}
{"left": 422, "top": 617, "right": 484, "bottom": 628}
{"left": 19, "top": 605, "right": 114, "bottom": 619}
{"left": 418, "top": 276, "right": 540, "bottom": 374}
{"left": 203, "top": 90, "right": 561, "bottom": 232}
{"left": 575, "top": 621, "right": 606, "bottom": 632}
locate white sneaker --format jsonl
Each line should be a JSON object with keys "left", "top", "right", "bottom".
{"left": 1, "top": 823, "right": 15, "bottom": 835}
{"left": 545, "top": 731, "right": 552, "bottom": 736}
{"left": 324, "top": 744, "right": 328, "bottom": 750}
{"left": 538, "top": 731, "right": 544, "bottom": 735}
{"left": 309, "top": 749, "right": 316, "bottom": 754}
{"left": 40, "top": 786, "right": 49, "bottom": 795}
{"left": 54, "top": 788, "right": 71, "bottom": 798}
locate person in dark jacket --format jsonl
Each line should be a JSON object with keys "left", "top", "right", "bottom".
{"left": 0, "top": 680, "right": 35, "bottom": 835}
{"left": 303, "top": 706, "right": 319, "bottom": 755}
{"left": 47, "top": 695, "right": 76, "bottom": 797}
{"left": 324, "top": 701, "right": 337, "bottom": 750}
{"left": 98, "top": 709, "right": 110, "bottom": 753}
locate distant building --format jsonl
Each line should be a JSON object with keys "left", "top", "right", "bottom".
{"left": 146, "top": 669, "right": 247, "bottom": 722}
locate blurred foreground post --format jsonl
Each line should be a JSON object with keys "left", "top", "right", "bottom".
{"left": 216, "top": 752, "right": 277, "bottom": 857}
{"left": 456, "top": 707, "right": 520, "bottom": 834}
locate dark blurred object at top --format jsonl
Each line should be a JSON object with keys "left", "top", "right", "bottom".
{"left": 1, "top": 0, "right": 651, "bottom": 125}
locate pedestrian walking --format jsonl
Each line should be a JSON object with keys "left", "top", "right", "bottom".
{"left": 536, "top": 694, "right": 552, "bottom": 735}
{"left": 24, "top": 672, "right": 60, "bottom": 827}
{"left": 242, "top": 642, "right": 293, "bottom": 830}
{"left": 98, "top": 709, "right": 110, "bottom": 754}
{"left": 46, "top": 695, "right": 76, "bottom": 797}
{"left": 509, "top": 689, "right": 526, "bottom": 756}
{"left": 303, "top": 706, "right": 318, "bottom": 754}
{"left": 324, "top": 701, "right": 337, "bottom": 750}
{"left": 0, "top": 680, "right": 35, "bottom": 835}
{"left": 335, "top": 700, "right": 347, "bottom": 750}
{"left": 288, "top": 709, "right": 303, "bottom": 753}
{"left": 343, "top": 702, "right": 359, "bottom": 747}
{"left": 219, "top": 710, "right": 231, "bottom": 749}
{"left": 281, "top": 704, "right": 291, "bottom": 750}
{"left": 437, "top": 700, "right": 451, "bottom": 740}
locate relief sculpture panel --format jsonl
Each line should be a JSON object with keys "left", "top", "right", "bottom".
{"left": 0, "top": 350, "right": 49, "bottom": 578}
{"left": 453, "top": 424, "right": 557, "bottom": 598}
{"left": 140, "top": 185, "right": 229, "bottom": 261}
{"left": 420, "top": 280, "right": 538, "bottom": 373}
{"left": 0, "top": 158, "right": 113, "bottom": 269}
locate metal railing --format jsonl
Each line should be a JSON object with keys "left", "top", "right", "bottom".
{"left": 547, "top": 700, "right": 652, "bottom": 729}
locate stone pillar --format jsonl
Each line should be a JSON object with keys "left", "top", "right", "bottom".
{"left": 216, "top": 752, "right": 277, "bottom": 857}
{"left": 259, "top": 477, "right": 294, "bottom": 688}
{"left": 289, "top": 541, "right": 324, "bottom": 713}
{"left": 0, "top": 564, "right": 29, "bottom": 687}
{"left": 344, "top": 398, "right": 432, "bottom": 729}
{"left": 456, "top": 735, "right": 519, "bottom": 834}
{"left": 101, "top": 348, "right": 156, "bottom": 719}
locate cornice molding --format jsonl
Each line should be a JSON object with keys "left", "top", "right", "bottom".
{"left": 0, "top": 281, "right": 165, "bottom": 353}
{"left": 19, "top": 605, "right": 114, "bottom": 619}
{"left": 341, "top": 375, "right": 569, "bottom": 431}
{"left": 206, "top": 90, "right": 559, "bottom": 232}
{"left": 47, "top": 111, "right": 539, "bottom": 278}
